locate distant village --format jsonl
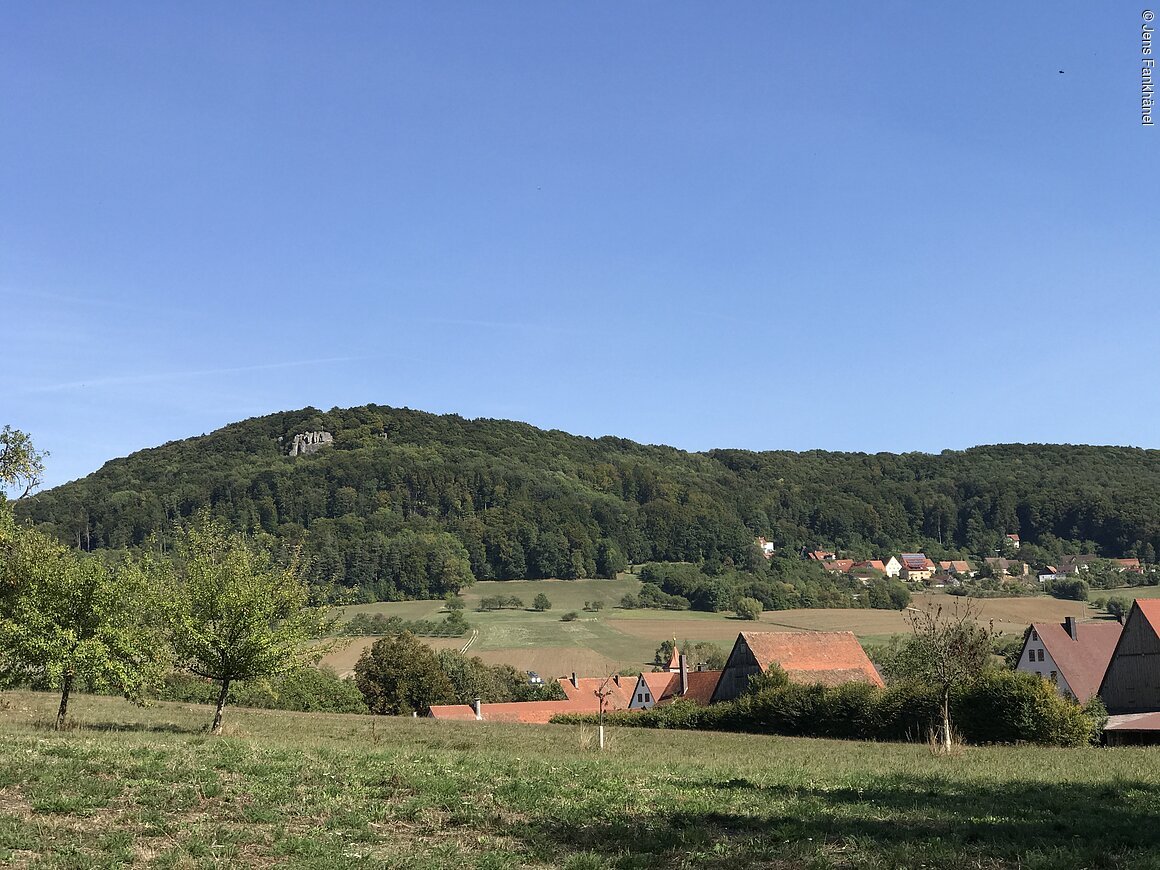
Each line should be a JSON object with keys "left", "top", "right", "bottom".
{"left": 429, "top": 532, "right": 1160, "bottom": 746}
{"left": 766, "top": 533, "right": 1150, "bottom": 587}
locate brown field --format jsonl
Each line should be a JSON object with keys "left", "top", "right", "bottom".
{"left": 320, "top": 584, "right": 1113, "bottom": 679}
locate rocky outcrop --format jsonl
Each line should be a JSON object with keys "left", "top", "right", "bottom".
{"left": 288, "top": 431, "right": 333, "bottom": 456}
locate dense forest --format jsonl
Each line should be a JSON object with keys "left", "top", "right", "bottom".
{"left": 16, "top": 404, "right": 1160, "bottom": 602}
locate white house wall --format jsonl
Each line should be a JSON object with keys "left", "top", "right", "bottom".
{"left": 1017, "top": 631, "right": 1076, "bottom": 700}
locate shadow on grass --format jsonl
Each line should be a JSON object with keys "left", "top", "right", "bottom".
{"left": 506, "top": 774, "right": 1160, "bottom": 868}
{"left": 57, "top": 720, "right": 206, "bottom": 735}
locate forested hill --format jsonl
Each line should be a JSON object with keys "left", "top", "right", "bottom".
{"left": 17, "top": 404, "right": 1160, "bottom": 601}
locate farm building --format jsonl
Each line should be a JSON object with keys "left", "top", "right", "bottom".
{"left": 1098, "top": 599, "right": 1160, "bottom": 714}
{"left": 627, "top": 650, "right": 721, "bottom": 710}
{"left": 1016, "top": 616, "right": 1121, "bottom": 703}
{"left": 429, "top": 672, "right": 633, "bottom": 723}
{"left": 710, "top": 630, "right": 884, "bottom": 703}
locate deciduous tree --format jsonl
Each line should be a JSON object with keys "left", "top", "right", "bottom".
{"left": 0, "top": 524, "right": 167, "bottom": 728}
{"left": 165, "top": 514, "right": 331, "bottom": 734}
{"left": 0, "top": 426, "right": 46, "bottom": 500}
{"left": 354, "top": 631, "right": 453, "bottom": 714}
{"left": 900, "top": 600, "right": 996, "bottom": 751}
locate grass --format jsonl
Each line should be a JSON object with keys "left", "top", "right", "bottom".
{"left": 4, "top": 691, "right": 1160, "bottom": 868}
{"left": 322, "top": 576, "right": 1155, "bottom": 679}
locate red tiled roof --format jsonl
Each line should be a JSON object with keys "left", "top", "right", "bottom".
{"left": 680, "top": 670, "right": 723, "bottom": 704}
{"left": 854, "top": 560, "right": 886, "bottom": 572}
{"left": 428, "top": 698, "right": 605, "bottom": 724}
{"left": 1135, "top": 599, "right": 1160, "bottom": 637}
{"left": 558, "top": 676, "right": 633, "bottom": 710}
{"left": 807, "top": 550, "right": 836, "bottom": 561}
{"left": 1113, "top": 558, "right": 1143, "bottom": 571}
{"left": 939, "top": 560, "right": 972, "bottom": 573}
{"left": 739, "top": 631, "right": 884, "bottom": 688}
{"left": 900, "top": 554, "right": 929, "bottom": 570}
{"left": 821, "top": 559, "right": 855, "bottom": 573}
{"left": 1006, "top": 534, "right": 1020, "bottom": 541}
{"left": 1031, "top": 620, "right": 1122, "bottom": 703}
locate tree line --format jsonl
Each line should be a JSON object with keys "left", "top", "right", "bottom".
{"left": 15, "top": 405, "right": 1160, "bottom": 603}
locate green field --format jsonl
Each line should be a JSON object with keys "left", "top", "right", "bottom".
{"left": 322, "top": 576, "right": 1129, "bottom": 679}
{"left": 3, "top": 690, "right": 1160, "bottom": 868}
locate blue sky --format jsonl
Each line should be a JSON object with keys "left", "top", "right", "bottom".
{"left": 2, "top": 2, "right": 1154, "bottom": 490}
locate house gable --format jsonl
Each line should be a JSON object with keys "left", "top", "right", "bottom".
{"left": 1099, "top": 600, "right": 1160, "bottom": 714}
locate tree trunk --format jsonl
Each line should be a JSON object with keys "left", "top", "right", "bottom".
{"left": 941, "top": 688, "right": 952, "bottom": 752}
{"left": 211, "top": 678, "right": 231, "bottom": 735}
{"left": 56, "top": 672, "right": 74, "bottom": 731}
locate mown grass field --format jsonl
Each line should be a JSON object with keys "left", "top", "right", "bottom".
{"left": 3, "top": 690, "right": 1160, "bottom": 869}
{"left": 322, "top": 575, "right": 1138, "bottom": 678}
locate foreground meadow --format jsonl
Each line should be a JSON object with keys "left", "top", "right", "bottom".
{"left": 2, "top": 692, "right": 1158, "bottom": 869}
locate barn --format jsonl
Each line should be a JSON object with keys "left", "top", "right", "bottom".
{"left": 1098, "top": 599, "right": 1160, "bottom": 714}
{"left": 710, "top": 630, "right": 884, "bottom": 703}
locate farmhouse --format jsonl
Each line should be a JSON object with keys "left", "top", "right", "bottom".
{"left": 711, "top": 630, "right": 883, "bottom": 703}
{"left": 1098, "top": 599, "right": 1160, "bottom": 714}
{"left": 627, "top": 660, "right": 722, "bottom": 710}
{"left": 1016, "top": 616, "right": 1121, "bottom": 703}
{"left": 898, "top": 553, "right": 935, "bottom": 582}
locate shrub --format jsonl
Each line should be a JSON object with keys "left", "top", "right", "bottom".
{"left": 561, "top": 611, "right": 579, "bottom": 622}
{"left": 1049, "top": 578, "right": 1089, "bottom": 601}
{"left": 735, "top": 597, "right": 763, "bottom": 620}
{"left": 953, "top": 668, "right": 1097, "bottom": 747}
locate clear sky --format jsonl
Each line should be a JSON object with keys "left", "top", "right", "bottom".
{"left": 2, "top": 2, "right": 1155, "bottom": 490}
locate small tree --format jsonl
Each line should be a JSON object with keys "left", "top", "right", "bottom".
{"left": 735, "top": 597, "right": 764, "bottom": 620}
{"left": 444, "top": 595, "right": 465, "bottom": 612}
{"left": 532, "top": 593, "right": 552, "bottom": 612}
{"left": 0, "top": 521, "right": 167, "bottom": 728}
{"left": 165, "top": 515, "right": 331, "bottom": 734}
{"left": 0, "top": 426, "right": 47, "bottom": 500}
{"left": 900, "top": 601, "right": 996, "bottom": 751}
{"left": 355, "top": 632, "right": 453, "bottom": 714}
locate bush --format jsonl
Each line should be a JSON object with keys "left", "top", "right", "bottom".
{"left": 554, "top": 669, "right": 1096, "bottom": 747}
{"left": 561, "top": 611, "right": 579, "bottom": 622}
{"left": 735, "top": 597, "right": 763, "bottom": 620}
{"left": 156, "top": 667, "right": 368, "bottom": 714}
{"left": 953, "top": 669, "right": 1098, "bottom": 747}
{"left": 1049, "top": 578, "right": 1089, "bottom": 601}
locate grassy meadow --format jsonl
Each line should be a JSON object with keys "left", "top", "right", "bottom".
{"left": 3, "top": 690, "right": 1160, "bottom": 868}
{"left": 321, "top": 574, "right": 1124, "bottom": 678}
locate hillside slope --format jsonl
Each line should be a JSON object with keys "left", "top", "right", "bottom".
{"left": 18, "top": 404, "right": 1160, "bottom": 600}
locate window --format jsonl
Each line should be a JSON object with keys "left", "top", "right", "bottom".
{"left": 644, "top": 693, "right": 651, "bottom": 701}
{"left": 637, "top": 693, "right": 643, "bottom": 703}
{"left": 1050, "top": 671, "right": 1057, "bottom": 682}
{"left": 1038, "top": 649, "right": 1045, "bottom": 662}
{"left": 1031, "top": 630, "right": 1038, "bottom": 641}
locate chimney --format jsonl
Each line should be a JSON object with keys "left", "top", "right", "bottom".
{"left": 613, "top": 674, "right": 620, "bottom": 686}
{"left": 679, "top": 654, "right": 689, "bottom": 696}
{"left": 472, "top": 698, "right": 482, "bottom": 720}
{"left": 1064, "top": 616, "right": 1078, "bottom": 641}
{"left": 571, "top": 672, "right": 578, "bottom": 688}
